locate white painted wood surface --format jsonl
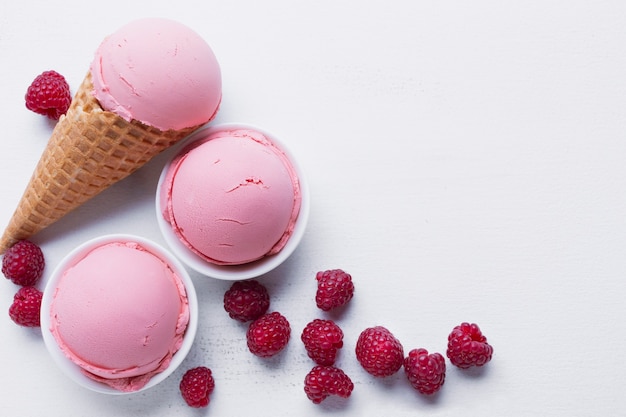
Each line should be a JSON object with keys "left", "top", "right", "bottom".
{"left": 1, "top": 1, "right": 625, "bottom": 415}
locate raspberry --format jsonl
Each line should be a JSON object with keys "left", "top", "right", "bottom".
{"left": 223, "top": 279, "right": 270, "bottom": 322}
{"left": 301, "top": 319, "right": 344, "bottom": 366}
{"left": 315, "top": 269, "right": 354, "bottom": 311}
{"left": 2, "top": 240, "right": 45, "bottom": 286}
{"left": 446, "top": 322, "right": 493, "bottom": 369}
{"left": 180, "top": 366, "right": 215, "bottom": 408}
{"left": 404, "top": 348, "right": 446, "bottom": 395}
{"left": 9, "top": 286, "right": 43, "bottom": 327}
{"left": 246, "top": 311, "right": 291, "bottom": 357}
{"left": 25, "top": 70, "right": 71, "bottom": 120}
{"left": 304, "top": 365, "right": 354, "bottom": 404}
{"left": 355, "top": 326, "right": 404, "bottom": 377}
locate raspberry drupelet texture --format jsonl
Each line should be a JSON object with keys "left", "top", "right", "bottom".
{"left": 355, "top": 326, "right": 404, "bottom": 377}
{"left": 9, "top": 286, "right": 43, "bottom": 327}
{"left": 223, "top": 279, "right": 270, "bottom": 322}
{"left": 24, "top": 70, "right": 71, "bottom": 120}
{"left": 2, "top": 240, "right": 45, "bottom": 286}
{"left": 404, "top": 348, "right": 446, "bottom": 395}
{"left": 446, "top": 322, "right": 493, "bottom": 369}
{"left": 301, "top": 319, "right": 344, "bottom": 366}
{"left": 304, "top": 365, "right": 354, "bottom": 404}
{"left": 246, "top": 311, "right": 291, "bottom": 357}
{"left": 315, "top": 269, "right": 355, "bottom": 311}
{"left": 180, "top": 366, "right": 215, "bottom": 408}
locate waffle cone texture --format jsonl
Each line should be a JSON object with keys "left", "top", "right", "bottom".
{"left": 0, "top": 72, "right": 202, "bottom": 253}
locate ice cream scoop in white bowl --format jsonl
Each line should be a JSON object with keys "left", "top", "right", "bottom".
{"left": 41, "top": 234, "right": 198, "bottom": 394}
{"left": 156, "top": 123, "right": 310, "bottom": 280}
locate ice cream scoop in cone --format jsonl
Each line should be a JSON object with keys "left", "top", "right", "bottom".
{"left": 0, "top": 18, "right": 222, "bottom": 253}
{"left": 0, "top": 73, "right": 199, "bottom": 252}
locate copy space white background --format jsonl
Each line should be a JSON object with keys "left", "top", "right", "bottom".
{"left": 1, "top": 1, "right": 625, "bottom": 416}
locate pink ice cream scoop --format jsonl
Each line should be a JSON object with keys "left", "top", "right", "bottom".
{"left": 90, "top": 18, "right": 222, "bottom": 131}
{"left": 48, "top": 239, "right": 190, "bottom": 392}
{"left": 160, "top": 127, "right": 302, "bottom": 266}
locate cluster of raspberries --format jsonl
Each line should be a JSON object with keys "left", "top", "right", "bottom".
{"left": 180, "top": 269, "right": 356, "bottom": 406}
{"left": 180, "top": 267, "right": 493, "bottom": 407}
{"left": 355, "top": 322, "right": 493, "bottom": 396}
{"left": 2, "top": 240, "right": 46, "bottom": 328}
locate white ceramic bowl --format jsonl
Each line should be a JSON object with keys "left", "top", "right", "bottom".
{"left": 40, "top": 234, "right": 198, "bottom": 395}
{"left": 155, "top": 123, "right": 310, "bottom": 280}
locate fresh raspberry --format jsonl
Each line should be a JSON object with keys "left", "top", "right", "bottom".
{"left": 25, "top": 70, "right": 71, "bottom": 120}
{"left": 223, "top": 279, "right": 270, "bottom": 322}
{"left": 2, "top": 240, "right": 45, "bottom": 286}
{"left": 315, "top": 269, "right": 354, "bottom": 311}
{"left": 179, "top": 366, "right": 215, "bottom": 408}
{"left": 246, "top": 311, "right": 291, "bottom": 357}
{"left": 355, "top": 326, "right": 404, "bottom": 377}
{"left": 304, "top": 365, "right": 354, "bottom": 404}
{"left": 404, "top": 348, "right": 446, "bottom": 395}
{"left": 301, "top": 319, "right": 344, "bottom": 366}
{"left": 446, "top": 322, "right": 493, "bottom": 369}
{"left": 9, "top": 286, "right": 43, "bottom": 327}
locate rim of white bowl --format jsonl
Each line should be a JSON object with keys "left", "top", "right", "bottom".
{"left": 155, "top": 123, "right": 310, "bottom": 280}
{"left": 40, "top": 234, "right": 198, "bottom": 395}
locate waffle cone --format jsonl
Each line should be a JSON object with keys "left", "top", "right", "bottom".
{"left": 0, "top": 72, "right": 201, "bottom": 253}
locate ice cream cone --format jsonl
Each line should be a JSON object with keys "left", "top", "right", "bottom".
{"left": 0, "top": 72, "right": 201, "bottom": 253}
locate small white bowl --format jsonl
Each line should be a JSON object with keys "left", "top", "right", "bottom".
{"left": 40, "top": 234, "right": 198, "bottom": 395}
{"left": 155, "top": 123, "right": 310, "bottom": 280}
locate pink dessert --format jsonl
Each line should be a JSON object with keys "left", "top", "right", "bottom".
{"left": 90, "top": 18, "right": 222, "bottom": 131}
{"left": 49, "top": 240, "right": 190, "bottom": 392}
{"left": 160, "top": 128, "right": 302, "bottom": 265}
